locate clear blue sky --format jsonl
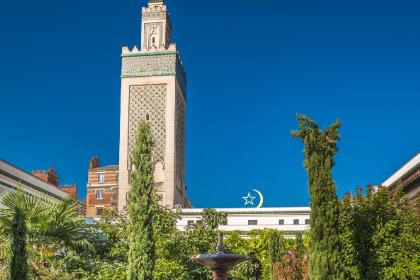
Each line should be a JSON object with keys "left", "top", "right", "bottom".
{"left": 0, "top": 0, "right": 419, "bottom": 207}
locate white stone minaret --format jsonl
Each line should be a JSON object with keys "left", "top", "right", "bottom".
{"left": 118, "top": 0, "right": 188, "bottom": 209}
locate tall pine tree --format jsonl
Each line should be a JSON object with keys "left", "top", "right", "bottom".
{"left": 292, "top": 115, "right": 343, "bottom": 280}
{"left": 127, "top": 121, "right": 157, "bottom": 280}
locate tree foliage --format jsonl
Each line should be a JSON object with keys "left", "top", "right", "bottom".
{"left": 226, "top": 229, "right": 297, "bottom": 280}
{"left": 1, "top": 115, "right": 419, "bottom": 280}
{"left": 230, "top": 252, "right": 263, "bottom": 280}
{"left": 269, "top": 231, "right": 285, "bottom": 279}
{"left": 0, "top": 189, "right": 91, "bottom": 279}
{"left": 10, "top": 204, "right": 28, "bottom": 280}
{"left": 127, "top": 121, "right": 157, "bottom": 280}
{"left": 339, "top": 186, "right": 420, "bottom": 280}
{"left": 292, "top": 114, "right": 342, "bottom": 280}
{"left": 0, "top": 195, "right": 309, "bottom": 280}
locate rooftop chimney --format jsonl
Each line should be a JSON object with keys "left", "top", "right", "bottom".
{"left": 32, "top": 167, "right": 59, "bottom": 186}
{"left": 89, "top": 156, "right": 100, "bottom": 169}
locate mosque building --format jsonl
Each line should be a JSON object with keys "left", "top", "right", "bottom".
{"left": 78, "top": 0, "right": 308, "bottom": 234}
{"left": 84, "top": 0, "right": 418, "bottom": 234}
{"left": 0, "top": 1, "right": 415, "bottom": 237}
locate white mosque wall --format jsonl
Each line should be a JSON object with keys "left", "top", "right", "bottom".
{"left": 177, "top": 207, "right": 310, "bottom": 236}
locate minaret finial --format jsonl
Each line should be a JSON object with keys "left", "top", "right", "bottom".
{"left": 148, "top": 0, "right": 165, "bottom": 4}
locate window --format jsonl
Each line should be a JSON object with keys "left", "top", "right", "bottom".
{"left": 96, "top": 189, "right": 104, "bottom": 200}
{"left": 279, "top": 219, "right": 284, "bottom": 225}
{"left": 98, "top": 173, "right": 105, "bottom": 184}
{"left": 96, "top": 207, "right": 104, "bottom": 216}
{"left": 305, "top": 219, "right": 310, "bottom": 225}
{"left": 152, "top": 37, "right": 156, "bottom": 44}
{"left": 187, "top": 220, "right": 194, "bottom": 226}
{"left": 248, "top": 220, "right": 258, "bottom": 225}
{"left": 146, "top": 113, "right": 150, "bottom": 121}
{"left": 293, "top": 219, "right": 299, "bottom": 225}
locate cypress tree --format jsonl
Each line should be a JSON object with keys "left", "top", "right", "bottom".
{"left": 295, "top": 232, "right": 306, "bottom": 280}
{"left": 268, "top": 230, "right": 284, "bottom": 280}
{"left": 295, "top": 232, "right": 304, "bottom": 261}
{"left": 292, "top": 115, "right": 342, "bottom": 280}
{"left": 127, "top": 121, "right": 157, "bottom": 280}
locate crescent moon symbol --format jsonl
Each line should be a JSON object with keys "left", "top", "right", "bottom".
{"left": 252, "top": 189, "right": 264, "bottom": 208}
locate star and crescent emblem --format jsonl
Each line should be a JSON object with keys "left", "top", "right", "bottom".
{"left": 242, "top": 192, "right": 256, "bottom": 206}
{"left": 242, "top": 189, "right": 264, "bottom": 208}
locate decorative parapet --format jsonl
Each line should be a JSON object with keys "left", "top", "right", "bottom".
{"left": 121, "top": 45, "right": 187, "bottom": 94}
{"left": 142, "top": 4, "right": 169, "bottom": 21}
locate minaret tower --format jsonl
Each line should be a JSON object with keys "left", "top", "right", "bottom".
{"left": 118, "top": 0, "right": 188, "bottom": 209}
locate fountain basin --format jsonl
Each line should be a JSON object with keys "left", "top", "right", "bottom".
{"left": 190, "top": 233, "right": 247, "bottom": 280}
{"left": 191, "top": 253, "right": 246, "bottom": 269}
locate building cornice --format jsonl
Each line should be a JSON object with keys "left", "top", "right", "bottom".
{"left": 382, "top": 153, "right": 420, "bottom": 188}
{"left": 121, "top": 50, "right": 187, "bottom": 97}
{"left": 121, "top": 51, "right": 177, "bottom": 58}
{"left": 179, "top": 207, "right": 311, "bottom": 216}
{"left": 121, "top": 45, "right": 187, "bottom": 83}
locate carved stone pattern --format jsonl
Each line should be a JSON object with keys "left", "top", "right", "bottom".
{"left": 122, "top": 55, "right": 176, "bottom": 76}
{"left": 175, "top": 88, "right": 185, "bottom": 191}
{"left": 143, "top": 11, "right": 166, "bottom": 20}
{"left": 144, "top": 22, "right": 163, "bottom": 50}
{"left": 129, "top": 84, "right": 167, "bottom": 166}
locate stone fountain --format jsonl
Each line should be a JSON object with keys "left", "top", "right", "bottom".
{"left": 191, "top": 233, "right": 247, "bottom": 280}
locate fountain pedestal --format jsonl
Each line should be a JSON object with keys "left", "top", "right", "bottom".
{"left": 191, "top": 233, "right": 246, "bottom": 280}
{"left": 212, "top": 269, "right": 228, "bottom": 280}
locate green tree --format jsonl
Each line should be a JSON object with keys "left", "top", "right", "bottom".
{"left": 339, "top": 190, "right": 365, "bottom": 280}
{"left": 339, "top": 185, "right": 420, "bottom": 280}
{"left": 226, "top": 229, "right": 297, "bottom": 280}
{"left": 0, "top": 189, "right": 90, "bottom": 279}
{"left": 0, "top": 233, "right": 9, "bottom": 279}
{"left": 295, "top": 233, "right": 304, "bottom": 261}
{"left": 127, "top": 121, "right": 157, "bottom": 280}
{"left": 268, "top": 231, "right": 285, "bottom": 279}
{"left": 96, "top": 208, "right": 129, "bottom": 262}
{"left": 292, "top": 115, "right": 342, "bottom": 280}
{"left": 230, "top": 252, "right": 263, "bottom": 280}
{"left": 10, "top": 205, "right": 28, "bottom": 280}
{"left": 153, "top": 207, "right": 188, "bottom": 280}
{"left": 372, "top": 187, "right": 420, "bottom": 279}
